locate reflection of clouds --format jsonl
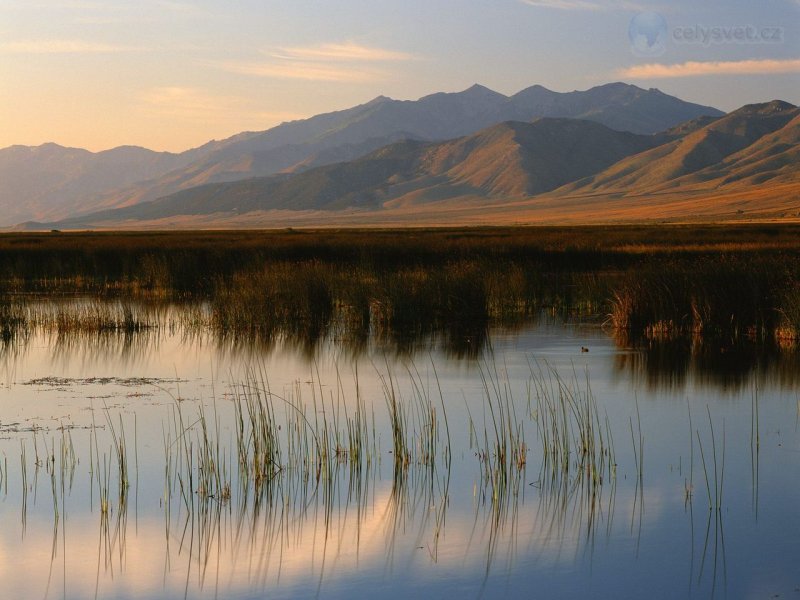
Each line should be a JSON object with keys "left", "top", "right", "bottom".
{"left": 0, "top": 477, "right": 675, "bottom": 598}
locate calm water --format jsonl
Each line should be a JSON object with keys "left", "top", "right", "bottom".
{"left": 1, "top": 311, "right": 799, "bottom": 599}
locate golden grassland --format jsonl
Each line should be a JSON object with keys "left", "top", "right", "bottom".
{"left": 53, "top": 181, "right": 800, "bottom": 230}
{"left": 4, "top": 222, "right": 800, "bottom": 253}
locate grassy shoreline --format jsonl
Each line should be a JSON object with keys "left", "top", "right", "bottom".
{"left": 1, "top": 225, "right": 799, "bottom": 346}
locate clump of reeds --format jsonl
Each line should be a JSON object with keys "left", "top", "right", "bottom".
{"left": 211, "top": 262, "right": 334, "bottom": 339}
{"left": 529, "top": 362, "right": 615, "bottom": 492}
{"left": 87, "top": 405, "right": 132, "bottom": 523}
{"left": 378, "top": 361, "right": 450, "bottom": 476}
{"left": 0, "top": 299, "right": 28, "bottom": 342}
{"left": 41, "top": 300, "right": 154, "bottom": 334}
{"left": 465, "top": 358, "right": 528, "bottom": 514}
{"left": 776, "top": 284, "right": 800, "bottom": 345}
{"left": 231, "top": 375, "right": 283, "bottom": 494}
{"left": 609, "top": 255, "right": 797, "bottom": 342}
{"left": 0, "top": 451, "right": 6, "bottom": 495}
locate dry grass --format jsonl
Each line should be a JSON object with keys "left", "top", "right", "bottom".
{"left": 1, "top": 226, "right": 799, "bottom": 346}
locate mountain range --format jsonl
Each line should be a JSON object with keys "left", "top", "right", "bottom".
{"left": 561, "top": 100, "right": 799, "bottom": 195}
{"left": 32, "top": 98, "right": 798, "bottom": 228}
{"left": 6, "top": 82, "right": 798, "bottom": 229}
{"left": 61, "top": 118, "right": 666, "bottom": 225}
{"left": 2, "top": 82, "right": 724, "bottom": 227}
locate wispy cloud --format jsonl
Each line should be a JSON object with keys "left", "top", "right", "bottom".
{"left": 138, "top": 87, "right": 244, "bottom": 119}
{"left": 273, "top": 42, "right": 415, "bottom": 62}
{"left": 215, "top": 61, "right": 383, "bottom": 83}
{"left": 138, "top": 87, "right": 304, "bottom": 123}
{"left": 0, "top": 39, "right": 141, "bottom": 54}
{"left": 619, "top": 58, "right": 800, "bottom": 78}
{"left": 214, "top": 41, "right": 415, "bottom": 83}
{"left": 519, "top": 0, "right": 642, "bottom": 10}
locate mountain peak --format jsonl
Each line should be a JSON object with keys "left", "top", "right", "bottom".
{"left": 460, "top": 83, "right": 507, "bottom": 99}
{"left": 599, "top": 81, "right": 640, "bottom": 90}
{"left": 366, "top": 95, "right": 392, "bottom": 106}
{"left": 586, "top": 81, "right": 648, "bottom": 97}
{"left": 733, "top": 100, "right": 797, "bottom": 116}
{"left": 511, "top": 84, "right": 557, "bottom": 101}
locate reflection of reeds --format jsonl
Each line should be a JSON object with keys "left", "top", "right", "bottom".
{"left": 0, "top": 452, "right": 6, "bottom": 496}
{"left": 695, "top": 407, "right": 726, "bottom": 511}
{"left": 0, "top": 347, "right": 783, "bottom": 595}
{"left": 691, "top": 496, "right": 728, "bottom": 596}
{"left": 750, "top": 385, "right": 760, "bottom": 515}
{"left": 20, "top": 440, "right": 28, "bottom": 531}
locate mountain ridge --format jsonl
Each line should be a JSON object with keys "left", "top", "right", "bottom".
{"left": 557, "top": 100, "right": 800, "bottom": 195}
{"left": 28, "top": 99, "right": 798, "bottom": 230}
{"left": 31, "top": 118, "right": 666, "bottom": 225}
{"left": 0, "top": 82, "right": 724, "bottom": 226}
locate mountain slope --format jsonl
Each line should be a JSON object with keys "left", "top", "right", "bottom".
{"left": 46, "top": 118, "right": 660, "bottom": 225}
{"left": 0, "top": 137, "right": 243, "bottom": 224}
{"left": 12, "top": 82, "right": 719, "bottom": 225}
{"left": 1, "top": 82, "right": 727, "bottom": 226}
{"left": 115, "top": 82, "right": 722, "bottom": 192}
{"left": 561, "top": 100, "right": 799, "bottom": 195}
{"left": 686, "top": 110, "right": 800, "bottom": 188}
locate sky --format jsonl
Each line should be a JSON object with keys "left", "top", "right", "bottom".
{"left": 0, "top": 0, "right": 798, "bottom": 152}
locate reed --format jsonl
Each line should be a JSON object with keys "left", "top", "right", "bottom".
{"left": 1, "top": 227, "right": 798, "bottom": 353}
{"left": 467, "top": 358, "right": 528, "bottom": 513}
{"left": 777, "top": 285, "right": 800, "bottom": 343}
{"left": 529, "top": 362, "right": 614, "bottom": 490}
{"left": 609, "top": 255, "right": 798, "bottom": 341}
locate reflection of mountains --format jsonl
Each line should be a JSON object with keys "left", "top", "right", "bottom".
{"left": 613, "top": 333, "right": 800, "bottom": 392}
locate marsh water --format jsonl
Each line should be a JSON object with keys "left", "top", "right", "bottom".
{"left": 1, "top": 303, "right": 799, "bottom": 600}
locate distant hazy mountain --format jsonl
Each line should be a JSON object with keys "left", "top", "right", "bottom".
{"left": 92, "top": 82, "right": 722, "bottom": 209}
{"left": 1, "top": 82, "right": 723, "bottom": 225}
{"left": 0, "top": 139, "right": 237, "bottom": 224}
{"left": 559, "top": 100, "right": 799, "bottom": 194}
{"left": 43, "top": 118, "right": 662, "bottom": 224}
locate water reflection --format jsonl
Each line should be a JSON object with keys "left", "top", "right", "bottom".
{"left": 3, "top": 300, "right": 800, "bottom": 394}
{"left": 612, "top": 332, "right": 800, "bottom": 392}
{"left": 1, "top": 311, "right": 799, "bottom": 600}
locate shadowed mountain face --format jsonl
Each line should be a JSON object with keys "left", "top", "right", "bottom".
{"left": 44, "top": 118, "right": 663, "bottom": 224}
{"left": 1, "top": 82, "right": 723, "bottom": 226}
{"left": 34, "top": 99, "right": 798, "bottom": 229}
